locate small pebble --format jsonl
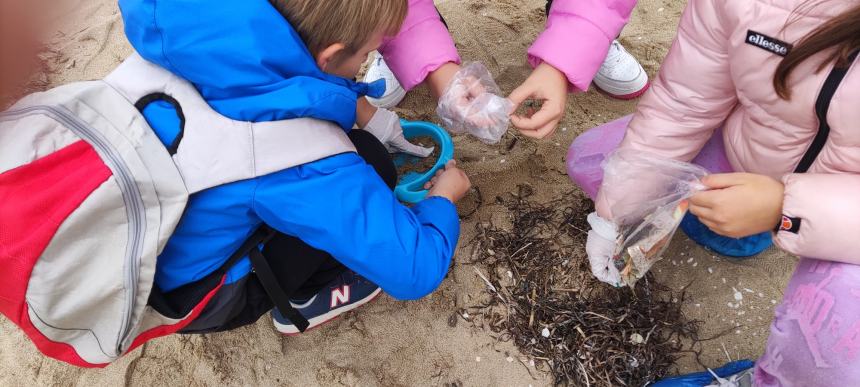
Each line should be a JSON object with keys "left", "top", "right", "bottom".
{"left": 542, "top": 327, "right": 551, "bottom": 338}
{"left": 722, "top": 278, "right": 727, "bottom": 284}
{"left": 630, "top": 333, "right": 645, "bottom": 344}
{"left": 771, "top": 300, "right": 778, "bottom": 305}
{"left": 462, "top": 312, "right": 470, "bottom": 319}
{"left": 736, "top": 330, "right": 742, "bottom": 334}
{"left": 562, "top": 127, "right": 568, "bottom": 132}
{"left": 695, "top": 303, "right": 701, "bottom": 308}
{"left": 708, "top": 267, "right": 714, "bottom": 274}
{"left": 744, "top": 288, "right": 754, "bottom": 293}
{"left": 529, "top": 359, "right": 536, "bottom": 367}
{"left": 500, "top": 159, "right": 506, "bottom": 164}
{"left": 692, "top": 262, "right": 698, "bottom": 267}
{"left": 733, "top": 288, "right": 744, "bottom": 301}
{"left": 476, "top": 356, "right": 481, "bottom": 362}
{"left": 507, "top": 357, "right": 514, "bottom": 363}
{"left": 658, "top": 7, "right": 665, "bottom": 12}
{"left": 687, "top": 258, "right": 694, "bottom": 263}
{"left": 507, "top": 271, "right": 513, "bottom": 278}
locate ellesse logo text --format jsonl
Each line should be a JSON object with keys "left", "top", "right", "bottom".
{"left": 746, "top": 30, "right": 793, "bottom": 57}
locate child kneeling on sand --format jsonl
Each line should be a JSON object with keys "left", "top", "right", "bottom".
{"left": 119, "top": 0, "right": 469, "bottom": 334}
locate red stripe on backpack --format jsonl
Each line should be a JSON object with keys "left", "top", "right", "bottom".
{"left": 0, "top": 140, "right": 111, "bottom": 365}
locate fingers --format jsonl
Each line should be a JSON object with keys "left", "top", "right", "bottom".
{"left": 518, "top": 116, "right": 560, "bottom": 139}
{"left": 689, "top": 190, "right": 720, "bottom": 209}
{"left": 507, "top": 83, "right": 534, "bottom": 109}
{"left": 702, "top": 173, "right": 748, "bottom": 189}
{"left": 511, "top": 102, "right": 563, "bottom": 133}
{"left": 423, "top": 161, "right": 458, "bottom": 189}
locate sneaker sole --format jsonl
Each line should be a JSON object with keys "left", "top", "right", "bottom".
{"left": 596, "top": 81, "right": 650, "bottom": 101}
{"left": 367, "top": 87, "right": 407, "bottom": 109}
{"left": 273, "top": 288, "right": 383, "bottom": 335}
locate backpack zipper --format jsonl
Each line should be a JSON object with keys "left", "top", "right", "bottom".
{"left": 0, "top": 105, "right": 145, "bottom": 357}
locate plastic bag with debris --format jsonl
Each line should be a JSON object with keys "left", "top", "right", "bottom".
{"left": 436, "top": 62, "right": 513, "bottom": 144}
{"left": 601, "top": 150, "right": 708, "bottom": 287}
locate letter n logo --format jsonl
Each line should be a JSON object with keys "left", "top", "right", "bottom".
{"left": 331, "top": 285, "right": 351, "bottom": 308}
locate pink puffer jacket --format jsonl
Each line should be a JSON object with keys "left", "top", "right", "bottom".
{"left": 379, "top": 0, "right": 636, "bottom": 92}
{"left": 619, "top": 0, "right": 860, "bottom": 262}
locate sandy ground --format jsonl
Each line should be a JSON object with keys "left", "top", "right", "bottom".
{"left": 0, "top": 0, "right": 797, "bottom": 385}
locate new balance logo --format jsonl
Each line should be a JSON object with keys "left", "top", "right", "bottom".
{"left": 746, "top": 30, "right": 793, "bottom": 57}
{"left": 331, "top": 285, "right": 351, "bottom": 308}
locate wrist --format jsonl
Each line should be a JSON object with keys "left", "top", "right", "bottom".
{"left": 426, "top": 62, "right": 461, "bottom": 100}
{"left": 356, "top": 97, "right": 378, "bottom": 128}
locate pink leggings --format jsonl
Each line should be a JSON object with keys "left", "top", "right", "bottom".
{"left": 567, "top": 116, "right": 860, "bottom": 386}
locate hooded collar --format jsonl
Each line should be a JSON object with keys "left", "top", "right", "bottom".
{"left": 119, "top": 0, "right": 384, "bottom": 129}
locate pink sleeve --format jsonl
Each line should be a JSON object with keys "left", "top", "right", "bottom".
{"left": 619, "top": 0, "right": 736, "bottom": 162}
{"left": 379, "top": 0, "right": 460, "bottom": 91}
{"left": 775, "top": 174, "right": 860, "bottom": 263}
{"left": 528, "top": 0, "right": 636, "bottom": 92}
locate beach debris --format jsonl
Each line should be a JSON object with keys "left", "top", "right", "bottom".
{"left": 465, "top": 185, "right": 710, "bottom": 386}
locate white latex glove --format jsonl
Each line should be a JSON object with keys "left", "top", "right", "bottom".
{"left": 586, "top": 212, "right": 622, "bottom": 287}
{"left": 364, "top": 107, "right": 434, "bottom": 157}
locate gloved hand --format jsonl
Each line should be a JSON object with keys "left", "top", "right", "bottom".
{"left": 436, "top": 62, "right": 513, "bottom": 144}
{"left": 364, "top": 107, "right": 434, "bottom": 157}
{"left": 586, "top": 211, "right": 622, "bottom": 287}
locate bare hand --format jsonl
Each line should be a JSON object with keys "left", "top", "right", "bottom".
{"left": 508, "top": 63, "right": 568, "bottom": 139}
{"left": 689, "top": 173, "right": 784, "bottom": 238}
{"left": 425, "top": 160, "right": 472, "bottom": 203}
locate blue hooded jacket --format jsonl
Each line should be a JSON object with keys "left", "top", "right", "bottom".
{"left": 118, "top": 0, "right": 460, "bottom": 300}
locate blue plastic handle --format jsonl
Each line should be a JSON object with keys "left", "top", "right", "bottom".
{"left": 393, "top": 120, "right": 454, "bottom": 203}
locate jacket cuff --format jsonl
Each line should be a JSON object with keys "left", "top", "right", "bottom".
{"left": 412, "top": 196, "right": 461, "bottom": 241}
{"left": 774, "top": 173, "right": 860, "bottom": 262}
{"left": 379, "top": 1, "right": 461, "bottom": 91}
{"left": 528, "top": 14, "right": 615, "bottom": 93}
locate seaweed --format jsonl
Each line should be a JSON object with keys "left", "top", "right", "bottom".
{"left": 465, "top": 185, "right": 712, "bottom": 386}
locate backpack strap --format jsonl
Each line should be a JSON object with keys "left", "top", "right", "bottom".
{"left": 103, "top": 54, "right": 356, "bottom": 194}
{"left": 794, "top": 50, "right": 859, "bottom": 173}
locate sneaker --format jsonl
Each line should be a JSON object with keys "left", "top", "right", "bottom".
{"left": 363, "top": 52, "right": 407, "bottom": 109}
{"left": 652, "top": 360, "right": 755, "bottom": 387}
{"left": 680, "top": 213, "right": 773, "bottom": 258}
{"left": 272, "top": 271, "right": 382, "bottom": 335}
{"left": 593, "top": 40, "right": 650, "bottom": 100}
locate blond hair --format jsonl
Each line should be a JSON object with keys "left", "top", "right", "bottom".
{"left": 270, "top": 0, "right": 407, "bottom": 61}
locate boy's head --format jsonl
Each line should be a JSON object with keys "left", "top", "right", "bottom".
{"left": 270, "top": 0, "right": 407, "bottom": 79}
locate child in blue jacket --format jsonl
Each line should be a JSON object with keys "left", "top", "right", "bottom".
{"left": 118, "top": 0, "right": 470, "bottom": 334}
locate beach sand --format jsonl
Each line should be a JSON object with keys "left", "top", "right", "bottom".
{"left": 0, "top": 0, "right": 796, "bottom": 385}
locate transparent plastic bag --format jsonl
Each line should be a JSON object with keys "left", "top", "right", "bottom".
{"left": 601, "top": 149, "right": 708, "bottom": 287}
{"left": 436, "top": 62, "right": 513, "bottom": 144}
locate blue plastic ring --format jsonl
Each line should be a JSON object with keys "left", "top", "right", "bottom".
{"left": 394, "top": 120, "right": 454, "bottom": 203}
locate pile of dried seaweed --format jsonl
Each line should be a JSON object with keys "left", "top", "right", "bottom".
{"left": 465, "top": 185, "right": 706, "bottom": 386}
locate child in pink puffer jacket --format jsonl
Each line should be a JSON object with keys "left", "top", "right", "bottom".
{"left": 358, "top": 0, "right": 646, "bottom": 140}
{"left": 569, "top": 0, "right": 860, "bottom": 385}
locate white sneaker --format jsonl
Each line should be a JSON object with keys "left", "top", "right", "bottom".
{"left": 593, "top": 40, "right": 650, "bottom": 100}
{"left": 363, "top": 52, "right": 407, "bottom": 109}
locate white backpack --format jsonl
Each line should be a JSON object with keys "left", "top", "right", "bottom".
{"left": 0, "top": 54, "right": 352, "bottom": 367}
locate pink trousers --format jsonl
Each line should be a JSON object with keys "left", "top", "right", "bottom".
{"left": 567, "top": 116, "right": 860, "bottom": 386}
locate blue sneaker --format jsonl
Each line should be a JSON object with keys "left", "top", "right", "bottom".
{"left": 652, "top": 359, "right": 755, "bottom": 387}
{"left": 680, "top": 213, "right": 772, "bottom": 258}
{"left": 272, "top": 271, "right": 382, "bottom": 335}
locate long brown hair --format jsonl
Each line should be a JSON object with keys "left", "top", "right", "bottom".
{"left": 773, "top": 2, "right": 860, "bottom": 100}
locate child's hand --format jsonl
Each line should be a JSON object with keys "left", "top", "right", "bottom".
{"left": 689, "top": 173, "right": 784, "bottom": 238}
{"left": 508, "top": 63, "right": 568, "bottom": 139}
{"left": 425, "top": 160, "right": 471, "bottom": 203}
